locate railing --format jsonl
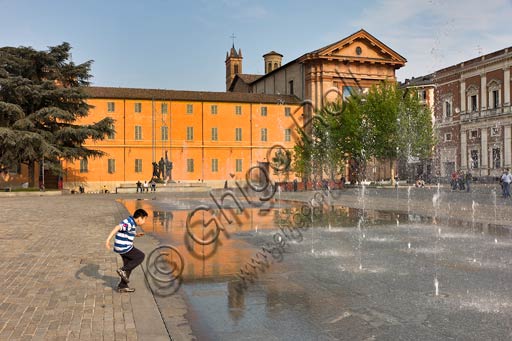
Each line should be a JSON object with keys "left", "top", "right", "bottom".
{"left": 460, "top": 105, "right": 511, "bottom": 122}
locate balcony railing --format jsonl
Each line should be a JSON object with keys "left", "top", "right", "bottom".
{"left": 460, "top": 105, "right": 511, "bottom": 122}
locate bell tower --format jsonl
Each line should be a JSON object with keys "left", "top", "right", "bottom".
{"left": 225, "top": 44, "right": 243, "bottom": 91}
{"left": 263, "top": 51, "right": 283, "bottom": 74}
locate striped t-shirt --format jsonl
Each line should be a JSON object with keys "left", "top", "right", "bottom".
{"left": 114, "top": 216, "right": 137, "bottom": 254}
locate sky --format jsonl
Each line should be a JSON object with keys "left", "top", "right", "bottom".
{"left": 1, "top": 0, "right": 511, "bottom": 92}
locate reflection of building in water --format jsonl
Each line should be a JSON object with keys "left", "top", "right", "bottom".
{"left": 227, "top": 280, "right": 245, "bottom": 322}
{"left": 122, "top": 197, "right": 421, "bottom": 288}
{"left": 265, "top": 281, "right": 311, "bottom": 317}
{"left": 121, "top": 198, "right": 278, "bottom": 281}
{"left": 153, "top": 210, "right": 173, "bottom": 231}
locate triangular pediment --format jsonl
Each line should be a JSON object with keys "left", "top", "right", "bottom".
{"left": 304, "top": 29, "right": 406, "bottom": 66}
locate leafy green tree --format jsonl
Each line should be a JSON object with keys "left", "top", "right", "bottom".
{"left": 293, "top": 81, "right": 435, "bottom": 182}
{"left": 397, "top": 87, "right": 436, "bottom": 162}
{"left": 0, "top": 42, "right": 114, "bottom": 186}
{"left": 293, "top": 127, "right": 313, "bottom": 180}
{"left": 293, "top": 101, "right": 352, "bottom": 182}
{"left": 364, "top": 82, "right": 401, "bottom": 160}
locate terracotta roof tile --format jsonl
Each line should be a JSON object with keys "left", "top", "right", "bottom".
{"left": 400, "top": 74, "right": 434, "bottom": 87}
{"left": 85, "top": 86, "right": 301, "bottom": 104}
{"left": 237, "top": 74, "right": 263, "bottom": 84}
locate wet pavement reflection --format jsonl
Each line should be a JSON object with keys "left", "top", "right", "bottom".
{"left": 119, "top": 196, "right": 512, "bottom": 340}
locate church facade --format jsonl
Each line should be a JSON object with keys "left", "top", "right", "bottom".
{"left": 227, "top": 29, "right": 406, "bottom": 111}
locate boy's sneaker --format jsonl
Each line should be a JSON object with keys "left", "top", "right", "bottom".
{"left": 117, "top": 287, "right": 135, "bottom": 293}
{"left": 116, "top": 269, "right": 130, "bottom": 283}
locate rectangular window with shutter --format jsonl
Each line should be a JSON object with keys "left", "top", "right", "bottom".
{"left": 285, "top": 129, "right": 291, "bottom": 142}
{"left": 235, "top": 128, "right": 242, "bottom": 141}
{"left": 261, "top": 128, "right": 267, "bottom": 142}
{"left": 108, "top": 124, "right": 115, "bottom": 139}
{"left": 135, "top": 126, "right": 142, "bottom": 140}
{"left": 187, "top": 159, "right": 194, "bottom": 172}
{"left": 187, "top": 127, "right": 194, "bottom": 141}
{"left": 135, "top": 159, "right": 143, "bottom": 173}
{"left": 80, "top": 159, "right": 88, "bottom": 173}
{"left": 161, "top": 126, "right": 168, "bottom": 141}
{"left": 108, "top": 159, "right": 115, "bottom": 173}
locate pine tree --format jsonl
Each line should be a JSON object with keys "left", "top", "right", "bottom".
{"left": 0, "top": 42, "right": 114, "bottom": 186}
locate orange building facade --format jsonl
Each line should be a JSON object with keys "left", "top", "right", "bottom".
{"left": 58, "top": 29, "right": 407, "bottom": 191}
{"left": 62, "top": 87, "right": 303, "bottom": 192}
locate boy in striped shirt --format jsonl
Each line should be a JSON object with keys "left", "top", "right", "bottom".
{"left": 105, "top": 209, "right": 148, "bottom": 293}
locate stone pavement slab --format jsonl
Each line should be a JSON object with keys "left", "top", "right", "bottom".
{"left": 3, "top": 186, "right": 510, "bottom": 340}
{"left": 0, "top": 194, "right": 172, "bottom": 340}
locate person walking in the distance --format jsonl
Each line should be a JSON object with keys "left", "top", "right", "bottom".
{"left": 501, "top": 169, "right": 512, "bottom": 198}
{"left": 105, "top": 209, "right": 148, "bottom": 293}
{"left": 465, "top": 171, "right": 472, "bottom": 193}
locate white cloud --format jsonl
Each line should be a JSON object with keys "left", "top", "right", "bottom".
{"left": 353, "top": 0, "right": 512, "bottom": 80}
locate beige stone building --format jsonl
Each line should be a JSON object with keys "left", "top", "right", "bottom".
{"left": 226, "top": 29, "right": 407, "bottom": 181}
{"left": 227, "top": 29, "right": 406, "bottom": 111}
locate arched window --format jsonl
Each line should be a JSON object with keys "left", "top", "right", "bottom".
{"left": 466, "top": 85, "right": 479, "bottom": 112}
{"left": 268, "top": 62, "right": 272, "bottom": 72}
{"left": 441, "top": 94, "right": 453, "bottom": 121}
{"left": 274, "top": 62, "right": 278, "bottom": 69}
{"left": 234, "top": 64, "right": 239, "bottom": 74}
{"left": 487, "top": 79, "right": 501, "bottom": 109}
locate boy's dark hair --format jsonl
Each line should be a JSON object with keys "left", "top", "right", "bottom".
{"left": 133, "top": 209, "right": 149, "bottom": 218}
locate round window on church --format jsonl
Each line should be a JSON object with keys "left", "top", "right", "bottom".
{"left": 356, "top": 46, "right": 362, "bottom": 55}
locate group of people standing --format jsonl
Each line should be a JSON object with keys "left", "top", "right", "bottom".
{"left": 450, "top": 170, "right": 472, "bottom": 192}
{"left": 449, "top": 168, "right": 512, "bottom": 198}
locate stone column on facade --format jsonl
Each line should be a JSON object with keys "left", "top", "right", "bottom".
{"left": 319, "top": 64, "right": 324, "bottom": 110}
{"left": 460, "top": 79, "right": 466, "bottom": 112}
{"left": 504, "top": 68, "right": 511, "bottom": 106}
{"left": 505, "top": 125, "right": 511, "bottom": 167}
{"left": 460, "top": 130, "right": 467, "bottom": 170}
{"left": 481, "top": 74, "right": 487, "bottom": 110}
{"left": 481, "top": 128, "right": 488, "bottom": 176}
{"left": 313, "top": 66, "right": 320, "bottom": 111}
